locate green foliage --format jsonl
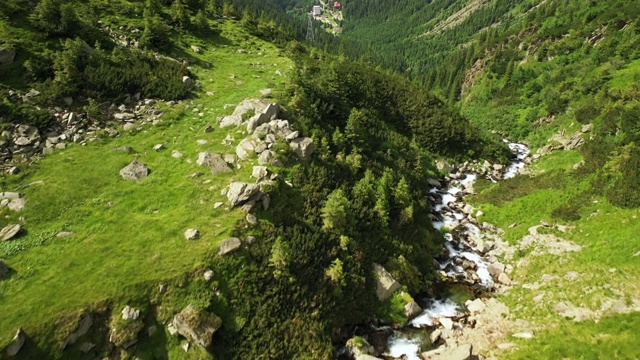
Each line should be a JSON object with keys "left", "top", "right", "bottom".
{"left": 30, "top": 0, "right": 81, "bottom": 37}
{"left": 0, "top": 91, "right": 56, "bottom": 130}
{"left": 321, "top": 188, "right": 350, "bottom": 232}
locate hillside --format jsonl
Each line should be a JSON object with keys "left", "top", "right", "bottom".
{"left": 332, "top": 0, "right": 640, "bottom": 358}
{"left": 0, "top": 0, "right": 512, "bottom": 359}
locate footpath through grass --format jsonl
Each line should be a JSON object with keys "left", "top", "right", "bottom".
{"left": 0, "top": 20, "right": 293, "bottom": 350}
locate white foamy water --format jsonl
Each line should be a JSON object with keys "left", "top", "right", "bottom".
{"left": 409, "top": 298, "right": 461, "bottom": 327}
{"left": 504, "top": 141, "right": 530, "bottom": 179}
{"left": 386, "top": 336, "right": 423, "bottom": 360}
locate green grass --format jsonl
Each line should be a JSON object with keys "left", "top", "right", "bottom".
{"left": 469, "top": 150, "right": 640, "bottom": 359}
{"left": 506, "top": 312, "right": 640, "bottom": 360}
{"left": 0, "top": 19, "right": 293, "bottom": 354}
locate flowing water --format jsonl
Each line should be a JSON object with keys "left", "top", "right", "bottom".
{"left": 385, "top": 142, "right": 529, "bottom": 359}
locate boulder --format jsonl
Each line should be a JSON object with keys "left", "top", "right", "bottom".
{"left": 204, "top": 269, "right": 214, "bottom": 282}
{"left": 0, "top": 258, "right": 8, "bottom": 279}
{"left": 427, "top": 179, "right": 441, "bottom": 187}
{"left": 439, "top": 317, "right": 453, "bottom": 330}
{"left": 246, "top": 214, "right": 257, "bottom": 225}
{"left": 0, "top": 47, "right": 16, "bottom": 65}
{"left": 246, "top": 112, "right": 271, "bottom": 134}
{"left": 404, "top": 301, "right": 423, "bottom": 320}
{"left": 421, "top": 343, "right": 472, "bottom": 360}
{"left": 198, "top": 152, "right": 232, "bottom": 175}
{"left": 121, "top": 306, "right": 140, "bottom": 321}
{"left": 372, "top": 264, "right": 401, "bottom": 301}
{"left": 226, "top": 182, "right": 261, "bottom": 207}
{"left": 236, "top": 136, "right": 259, "bottom": 160}
{"left": 346, "top": 337, "right": 375, "bottom": 359}
{"left": 488, "top": 262, "right": 505, "bottom": 278}
{"left": 465, "top": 298, "right": 485, "bottom": 314}
{"left": 251, "top": 166, "right": 268, "bottom": 180}
{"left": 63, "top": 312, "right": 93, "bottom": 349}
{"left": 173, "top": 305, "right": 222, "bottom": 347}
{"left": 497, "top": 272, "right": 512, "bottom": 285}
{"left": 258, "top": 150, "right": 276, "bottom": 165}
{"left": 184, "top": 229, "right": 200, "bottom": 240}
{"left": 56, "top": 231, "right": 74, "bottom": 237}
{"left": 172, "top": 150, "right": 183, "bottom": 158}
{"left": 429, "top": 329, "right": 442, "bottom": 344}
{"left": 0, "top": 224, "right": 21, "bottom": 241}
{"left": 232, "top": 99, "right": 270, "bottom": 117}
{"left": 7, "top": 198, "right": 25, "bottom": 211}
{"left": 218, "top": 237, "right": 242, "bottom": 255}
{"left": 5, "top": 328, "right": 25, "bottom": 357}
{"left": 119, "top": 160, "right": 149, "bottom": 180}
{"left": 289, "top": 137, "right": 315, "bottom": 160}
{"left": 182, "top": 76, "right": 193, "bottom": 90}
{"left": 0, "top": 192, "right": 20, "bottom": 200}
{"left": 219, "top": 115, "right": 243, "bottom": 128}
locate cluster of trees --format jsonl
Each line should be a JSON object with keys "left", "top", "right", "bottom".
{"left": 202, "top": 48, "right": 509, "bottom": 359}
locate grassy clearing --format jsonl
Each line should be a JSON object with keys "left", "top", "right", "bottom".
{"left": 469, "top": 150, "right": 640, "bottom": 358}
{"left": 0, "top": 19, "right": 293, "bottom": 351}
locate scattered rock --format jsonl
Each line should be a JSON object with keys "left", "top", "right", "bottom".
{"left": 182, "top": 76, "right": 193, "bottom": 90}
{"left": 260, "top": 88, "right": 272, "bottom": 97}
{"left": 172, "top": 150, "right": 183, "bottom": 158}
{"left": 289, "top": 137, "right": 315, "bottom": 160}
{"left": 204, "top": 269, "right": 214, "bottom": 282}
{"left": 246, "top": 214, "right": 257, "bottom": 225}
{"left": 429, "top": 329, "right": 442, "bottom": 344}
{"left": 173, "top": 305, "right": 222, "bottom": 347}
{"left": 439, "top": 317, "right": 453, "bottom": 330}
{"left": 213, "top": 202, "right": 224, "bottom": 209}
{"left": 5, "top": 328, "right": 25, "bottom": 357}
{"left": 226, "top": 182, "right": 261, "bottom": 207}
{"left": 497, "top": 272, "right": 512, "bottom": 285}
{"left": 465, "top": 298, "right": 486, "bottom": 314}
{"left": 372, "top": 263, "right": 401, "bottom": 301}
{"left": 6, "top": 198, "right": 25, "bottom": 211}
{"left": 121, "top": 306, "right": 140, "bottom": 321}
{"left": 236, "top": 136, "right": 259, "bottom": 160}
{"left": 111, "top": 146, "right": 134, "bottom": 153}
{"left": 190, "top": 45, "right": 201, "bottom": 53}
{"left": 184, "top": 229, "right": 200, "bottom": 240}
{"left": 404, "top": 301, "right": 423, "bottom": 320}
{"left": 119, "top": 160, "right": 150, "bottom": 181}
{"left": 251, "top": 166, "right": 268, "bottom": 180}
{"left": 218, "top": 237, "right": 242, "bottom": 255}
{"left": 0, "top": 224, "right": 21, "bottom": 241}
{"left": 56, "top": 231, "right": 74, "bottom": 237}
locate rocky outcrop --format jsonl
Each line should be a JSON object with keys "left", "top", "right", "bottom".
{"left": 4, "top": 328, "right": 25, "bottom": 357}
{"left": 226, "top": 182, "right": 261, "bottom": 207}
{"left": 372, "top": 264, "right": 401, "bottom": 301}
{"left": 404, "top": 301, "right": 423, "bottom": 320}
{"left": 218, "top": 237, "right": 242, "bottom": 256}
{"left": 346, "top": 337, "right": 376, "bottom": 359}
{"left": 538, "top": 123, "right": 592, "bottom": 155}
{"left": 246, "top": 103, "right": 279, "bottom": 134}
{"left": 172, "top": 305, "right": 222, "bottom": 348}
{"left": 119, "top": 160, "right": 149, "bottom": 180}
{"left": 421, "top": 343, "right": 472, "bottom": 360}
{"left": 0, "top": 224, "right": 21, "bottom": 241}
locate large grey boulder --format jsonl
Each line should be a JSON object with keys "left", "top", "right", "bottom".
{"left": 218, "top": 237, "right": 242, "bottom": 255}
{"left": 173, "top": 305, "right": 222, "bottom": 347}
{"left": 0, "top": 47, "right": 16, "bottom": 66}
{"left": 226, "top": 182, "right": 261, "bottom": 207}
{"left": 289, "top": 137, "right": 315, "bottom": 160}
{"left": 0, "top": 224, "right": 21, "bottom": 241}
{"left": 236, "top": 136, "right": 260, "bottom": 160}
{"left": 258, "top": 150, "right": 275, "bottom": 165}
{"left": 219, "top": 115, "right": 242, "bottom": 128}
{"left": 246, "top": 103, "right": 279, "bottom": 134}
{"left": 5, "top": 328, "right": 25, "bottom": 357}
{"left": 197, "top": 152, "right": 232, "bottom": 175}
{"left": 232, "top": 99, "right": 270, "bottom": 117}
{"left": 372, "top": 264, "right": 401, "bottom": 301}
{"left": 251, "top": 166, "right": 268, "bottom": 181}
{"left": 421, "top": 343, "right": 472, "bottom": 360}
{"left": 13, "top": 125, "right": 40, "bottom": 146}
{"left": 120, "top": 160, "right": 149, "bottom": 180}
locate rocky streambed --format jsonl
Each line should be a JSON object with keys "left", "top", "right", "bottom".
{"left": 382, "top": 141, "right": 531, "bottom": 360}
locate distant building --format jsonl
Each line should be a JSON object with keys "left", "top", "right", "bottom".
{"left": 312, "top": 5, "right": 321, "bottom": 16}
{"left": 333, "top": 1, "right": 342, "bottom": 11}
